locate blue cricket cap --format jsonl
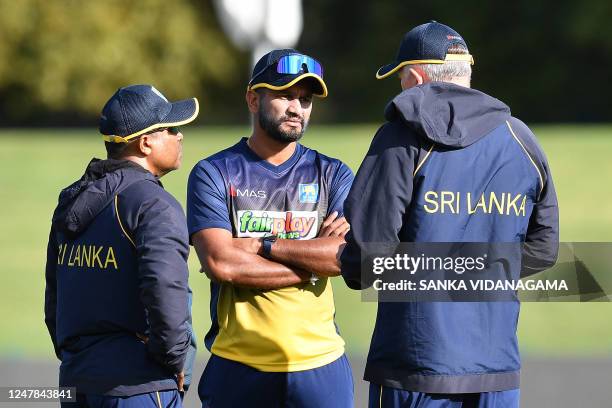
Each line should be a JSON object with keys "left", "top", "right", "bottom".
{"left": 248, "top": 49, "right": 328, "bottom": 97}
{"left": 376, "top": 21, "right": 474, "bottom": 79}
{"left": 100, "top": 84, "right": 199, "bottom": 143}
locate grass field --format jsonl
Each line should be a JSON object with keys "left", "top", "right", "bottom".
{"left": 1, "top": 124, "right": 611, "bottom": 360}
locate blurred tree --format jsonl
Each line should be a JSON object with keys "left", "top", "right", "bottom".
{"left": 0, "top": 0, "right": 242, "bottom": 125}
{"left": 298, "top": 0, "right": 612, "bottom": 124}
{"left": 0, "top": 0, "right": 611, "bottom": 125}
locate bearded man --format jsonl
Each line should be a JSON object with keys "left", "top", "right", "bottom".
{"left": 187, "top": 49, "right": 355, "bottom": 408}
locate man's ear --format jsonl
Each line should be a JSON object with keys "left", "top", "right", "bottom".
{"left": 246, "top": 89, "right": 261, "bottom": 114}
{"left": 136, "top": 134, "right": 155, "bottom": 156}
{"left": 409, "top": 67, "right": 427, "bottom": 84}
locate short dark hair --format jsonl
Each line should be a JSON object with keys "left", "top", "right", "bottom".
{"left": 254, "top": 88, "right": 268, "bottom": 98}
{"left": 105, "top": 141, "right": 130, "bottom": 159}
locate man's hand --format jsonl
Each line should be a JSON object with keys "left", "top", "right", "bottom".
{"left": 253, "top": 212, "right": 349, "bottom": 277}
{"left": 318, "top": 211, "right": 350, "bottom": 238}
{"left": 177, "top": 371, "right": 185, "bottom": 391}
{"left": 136, "top": 333, "right": 186, "bottom": 390}
{"left": 229, "top": 213, "right": 349, "bottom": 258}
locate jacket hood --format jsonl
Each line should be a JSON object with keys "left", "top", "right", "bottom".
{"left": 52, "top": 158, "right": 157, "bottom": 237}
{"left": 384, "top": 82, "right": 511, "bottom": 148}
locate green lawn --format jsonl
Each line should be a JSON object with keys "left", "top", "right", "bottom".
{"left": 1, "top": 124, "right": 611, "bottom": 359}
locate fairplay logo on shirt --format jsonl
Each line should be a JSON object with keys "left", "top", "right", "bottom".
{"left": 237, "top": 210, "right": 318, "bottom": 239}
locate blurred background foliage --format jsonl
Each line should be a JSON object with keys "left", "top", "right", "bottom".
{"left": 1, "top": 0, "right": 612, "bottom": 126}
{"left": 0, "top": 0, "right": 242, "bottom": 125}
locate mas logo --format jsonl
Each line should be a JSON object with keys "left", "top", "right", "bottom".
{"left": 230, "top": 184, "right": 267, "bottom": 199}
{"left": 299, "top": 183, "right": 319, "bottom": 203}
{"left": 237, "top": 210, "right": 318, "bottom": 239}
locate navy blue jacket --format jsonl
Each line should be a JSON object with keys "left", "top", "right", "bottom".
{"left": 45, "top": 159, "right": 193, "bottom": 396}
{"left": 341, "top": 83, "right": 559, "bottom": 393}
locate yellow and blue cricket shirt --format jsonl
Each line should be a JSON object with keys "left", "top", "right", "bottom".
{"left": 187, "top": 138, "right": 354, "bottom": 372}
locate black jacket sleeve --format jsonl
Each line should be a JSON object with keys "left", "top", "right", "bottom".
{"left": 122, "top": 183, "right": 191, "bottom": 374}
{"left": 44, "top": 227, "right": 61, "bottom": 360}
{"left": 509, "top": 118, "right": 560, "bottom": 276}
{"left": 340, "top": 121, "right": 421, "bottom": 289}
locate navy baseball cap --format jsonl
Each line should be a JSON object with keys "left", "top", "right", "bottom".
{"left": 376, "top": 21, "right": 474, "bottom": 79}
{"left": 100, "top": 84, "right": 199, "bottom": 143}
{"left": 248, "top": 49, "right": 328, "bottom": 97}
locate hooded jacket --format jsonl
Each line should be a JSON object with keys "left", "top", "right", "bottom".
{"left": 341, "top": 83, "right": 559, "bottom": 393}
{"left": 45, "top": 159, "right": 193, "bottom": 396}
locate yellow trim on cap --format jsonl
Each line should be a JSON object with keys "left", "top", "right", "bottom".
{"left": 102, "top": 98, "right": 199, "bottom": 143}
{"left": 248, "top": 73, "right": 328, "bottom": 98}
{"left": 376, "top": 54, "right": 475, "bottom": 79}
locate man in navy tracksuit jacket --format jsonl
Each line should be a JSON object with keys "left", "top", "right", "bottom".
{"left": 340, "top": 22, "right": 559, "bottom": 407}
{"left": 45, "top": 85, "right": 199, "bottom": 407}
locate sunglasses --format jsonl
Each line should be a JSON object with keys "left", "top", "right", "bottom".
{"left": 276, "top": 55, "right": 323, "bottom": 77}
{"left": 250, "top": 54, "right": 324, "bottom": 85}
{"left": 144, "top": 126, "right": 181, "bottom": 136}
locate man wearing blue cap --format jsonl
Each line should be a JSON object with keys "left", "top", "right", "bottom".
{"left": 45, "top": 85, "right": 199, "bottom": 407}
{"left": 187, "top": 49, "right": 354, "bottom": 407}
{"left": 341, "top": 21, "right": 559, "bottom": 407}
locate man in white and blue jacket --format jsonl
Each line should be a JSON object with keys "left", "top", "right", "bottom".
{"left": 340, "top": 21, "right": 559, "bottom": 407}
{"left": 45, "top": 85, "right": 199, "bottom": 408}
